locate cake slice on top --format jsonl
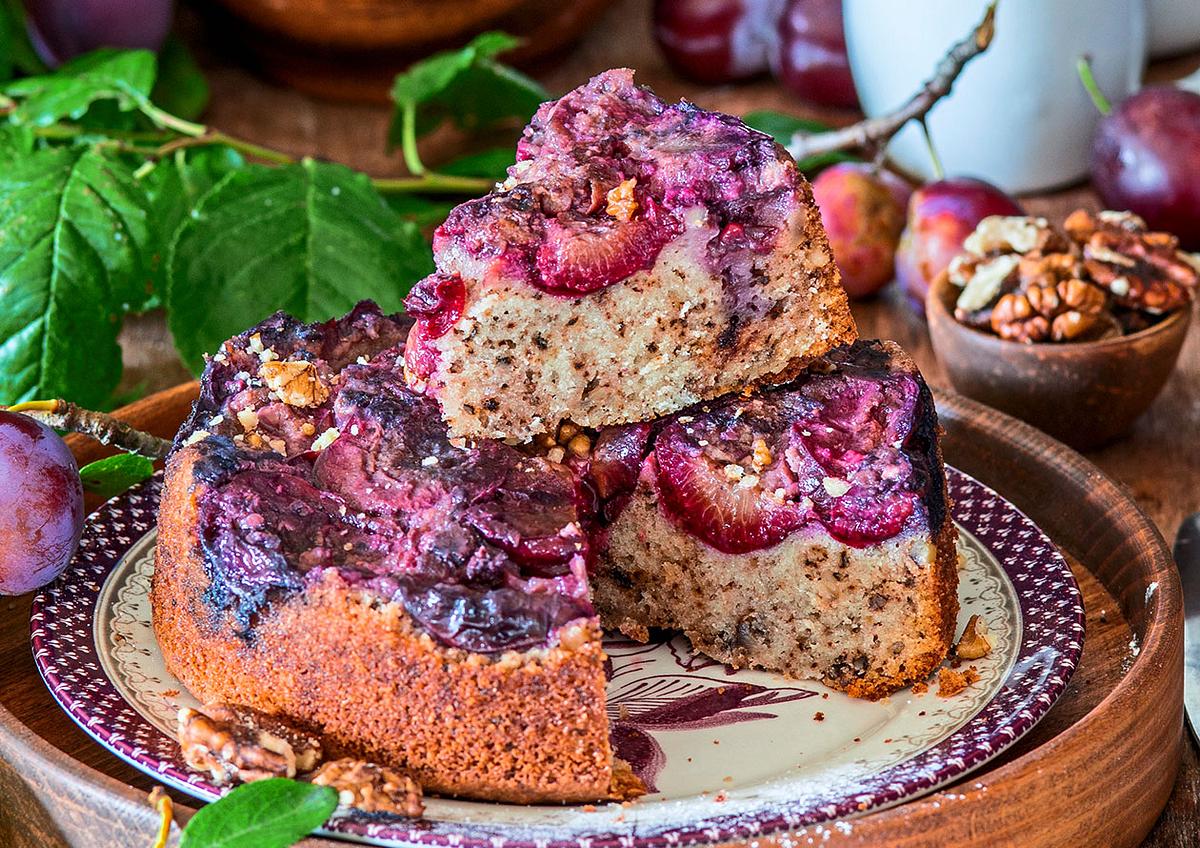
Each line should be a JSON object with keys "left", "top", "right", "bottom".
{"left": 404, "top": 68, "right": 856, "bottom": 440}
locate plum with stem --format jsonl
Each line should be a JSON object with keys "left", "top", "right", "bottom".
{"left": 0, "top": 410, "right": 84, "bottom": 595}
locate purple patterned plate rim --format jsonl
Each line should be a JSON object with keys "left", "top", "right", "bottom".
{"left": 30, "top": 465, "right": 1084, "bottom": 848}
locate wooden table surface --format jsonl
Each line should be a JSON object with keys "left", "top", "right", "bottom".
{"left": 39, "top": 1, "right": 1200, "bottom": 844}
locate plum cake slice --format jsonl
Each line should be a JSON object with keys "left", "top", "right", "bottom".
{"left": 592, "top": 341, "right": 958, "bottom": 700}
{"left": 404, "top": 68, "right": 856, "bottom": 440}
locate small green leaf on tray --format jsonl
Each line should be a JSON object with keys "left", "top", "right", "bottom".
{"left": 79, "top": 453, "right": 154, "bottom": 498}
{"left": 152, "top": 36, "right": 210, "bottom": 121}
{"left": 389, "top": 31, "right": 548, "bottom": 144}
{"left": 3, "top": 48, "right": 156, "bottom": 126}
{"left": 167, "top": 159, "right": 434, "bottom": 373}
{"left": 0, "top": 147, "right": 153, "bottom": 407}
{"left": 742, "top": 110, "right": 858, "bottom": 173}
{"left": 179, "top": 778, "right": 338, "bottom": 848}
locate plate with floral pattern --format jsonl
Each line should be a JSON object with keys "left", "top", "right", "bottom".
{"left": 31, "top": 465, "right": 1083, "bottom": 847}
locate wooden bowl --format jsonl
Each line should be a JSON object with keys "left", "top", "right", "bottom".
{"left": 927, "top": 270, "right": 1192, "bottom": 451}
{"left": 202, "top": 0, "right": 616, "bottom": 102}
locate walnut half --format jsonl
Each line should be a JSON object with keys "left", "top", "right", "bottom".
{"left": 308, "top": 759, "right": 424, "bottom": 817}
{"left": 177, "top": 704, "right": 323, "bottom": 785}
{"left": 955, "top": 614, "right": 993, "bottom": 660}
{"left": 258, "top": 360, "right": 330, "bottom": 407}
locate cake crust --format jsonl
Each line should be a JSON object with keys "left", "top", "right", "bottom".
{"left": 153, "top": 446, "right": 619, "bottom": 804}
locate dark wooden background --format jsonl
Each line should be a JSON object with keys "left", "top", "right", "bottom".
{"left": 15, "top": 0, "right": 1200, "bottom": 844}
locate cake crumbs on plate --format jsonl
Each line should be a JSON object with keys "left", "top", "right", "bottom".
{"left": 813, "top": 711, "right": 825, "bottom": 722}
{"left": 937, "top": 665, "right": 981, "bottom": 697}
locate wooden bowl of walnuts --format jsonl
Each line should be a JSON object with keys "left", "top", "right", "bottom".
{"left": 927, "top": 210, "right": 1195, "bottom": 450}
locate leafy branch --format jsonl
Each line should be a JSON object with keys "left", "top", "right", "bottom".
{"left": 0, "top": 32, "right": 548, "bottom": 407}
{"left": 785, "top": 2, "right": 998, "bottom": 161}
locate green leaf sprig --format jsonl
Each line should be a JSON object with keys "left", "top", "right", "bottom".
{"left": 0, "top": 32, "right": 550, "bottom": 406}
{"left": 178, "top": 778, "right": 338, "bottom": 848}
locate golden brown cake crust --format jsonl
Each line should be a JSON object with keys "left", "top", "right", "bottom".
{"left": 152, "top": 447, "right": 619, "bottom": 804}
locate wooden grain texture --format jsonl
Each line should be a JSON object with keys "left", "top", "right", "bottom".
{"left": 1, "top": 1, "right": 1198, "bottom": 843}
{"left": 0, "top": 383, "right": 1177, "bottom": 848}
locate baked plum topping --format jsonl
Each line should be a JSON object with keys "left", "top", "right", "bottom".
{"left": 187, "top": 311, "right": 620, "bottom": 654}
{"left": 428, "top": 69, "right": 802, "bottom": 305}
{"left": 403, "top": 273, "right": 466, "bottom": 387}
{"left": 178, "top": 302, "right": 410, "bottom": 453}
{"left": 652, "top": 342, "right": 936, "bottom": 551}
{"left": 395, "top": 578, "right": 591, "bottom": 654}
{"left": 534, "top": 197, "right": 683, "bottom": 294}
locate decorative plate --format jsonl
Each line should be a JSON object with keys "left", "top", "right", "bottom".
{"left": 31, "top": 466, "right": 1083, "bottom": 848}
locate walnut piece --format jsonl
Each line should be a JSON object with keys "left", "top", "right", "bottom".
{"left": 308, "top": 758, "right": 424, "bottom": 817}
{"left": 258, "top": 360, "right": 330, "bottom": 407}
{"left": 955, "top": 614, "right": 993, "bottom": 660}
{"left": 955, "top": 254, "right": 1020, "bottom": 313}
{"left": 963, "top": 215, "right": 1067, "bottom": 257}
{"left": 177, "top": 704, "right": 323, "bottom": 785}
{"left": 989, "top": 280, "right": 1118, "bottom": 344}
{"left": 1067, "top": 208, "right": 1199, "bottom": 314}
{"left": 606, "top": 178, "right": 638, "bottom": 223}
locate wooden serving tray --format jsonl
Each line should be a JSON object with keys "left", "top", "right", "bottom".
{"left": 0, "top": 382, "right": 1181, "bottom": 847}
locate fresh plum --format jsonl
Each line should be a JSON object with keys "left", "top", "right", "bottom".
{"left": 811, "top": 163, "right": 912, "bottom": 299}
{"left": 23, "top": 0, "right": 174, "bottom": 66}
{"left": 652, "top": 0, "right": 778, "bottom": 84}
{"left": 0, "top": 411, "right": 84, "bottom": 595}
{"left": 895, "top": 177, "right": 1022, "bottom": 314}
{"left": 768, "top": 0, "right": 857, "bottom": 108}
{"left": 1091, "top": 85, "right": 1200, "bottom": 250}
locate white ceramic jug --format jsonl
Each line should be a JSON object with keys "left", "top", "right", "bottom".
{"left": 843, "top": 0, "right": 1147, "bottom": 193}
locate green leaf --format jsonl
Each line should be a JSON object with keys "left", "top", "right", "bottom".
{"left": 0, "top": 124, "right": 34, "bottom": 161}
{"left": 742, "top": 110, "right": 857, "bottom": 174}
{"left": 0, "top": 0, "right": 47, "bottom": 79}
{"left": 4, "top": 48, "right": 157, "bottom": 127}
{"left": 388, "top": 31, "right": 548, "bottom": 144}
{"left": 439, "top": 147, "right": 513, "bottom": 180}
{"left": 144, "top": 146, "right": 245, "bottom": 305}
{"left": 743, "top": 110, "right": 833, "bottom": 142}
{"left": 79, "top": 453, "right": 154, "bottom": 498}
{"left": 168, "top": 159, "right": 434, "bottom": 373}
{"left": 0, "top": 146, "right": 153, "bottom": 406}
{"left": 384, "top": 193, "right": 457, "bottom": 229}
{"left": 179, "top": 778, "right": 338, "bottom": 848}
{"left": 152, "top": 36, "right": 209, "bottom": 120}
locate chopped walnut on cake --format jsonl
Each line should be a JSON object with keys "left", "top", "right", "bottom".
{"left": 403, "top": 68, "right": 855, "bottom": 440}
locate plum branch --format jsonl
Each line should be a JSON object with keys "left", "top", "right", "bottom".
{"left": 4, "top": 399, "right": 172, "bottom": 460}
{"left": 787, "top": 2, "right": 997, "bottom": 161}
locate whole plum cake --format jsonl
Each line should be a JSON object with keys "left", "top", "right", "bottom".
{"left": 153, "top": 304, "right": 954, "bottom": 804}
{"left": 405, "top": 68, "right": 856, "bottom": 440}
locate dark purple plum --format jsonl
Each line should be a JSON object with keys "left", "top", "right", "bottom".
{"left": 652, "top": 0, "right": 778, "bottom": 84}
{"left": 23, "top": 0, "right": 174, "bottom": 66}
{"left": 1091, "top": 85, "right": 1200, "bottom": 250}
{"left": 0, "top": 411, "right": 84, "bottom": 595}
{"left": 768, "top": 0, "right": 857, "bottom": 108}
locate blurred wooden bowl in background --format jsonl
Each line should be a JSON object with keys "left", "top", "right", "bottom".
{"left": 203, "top": 0, "right": 615, "bottom": 101}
